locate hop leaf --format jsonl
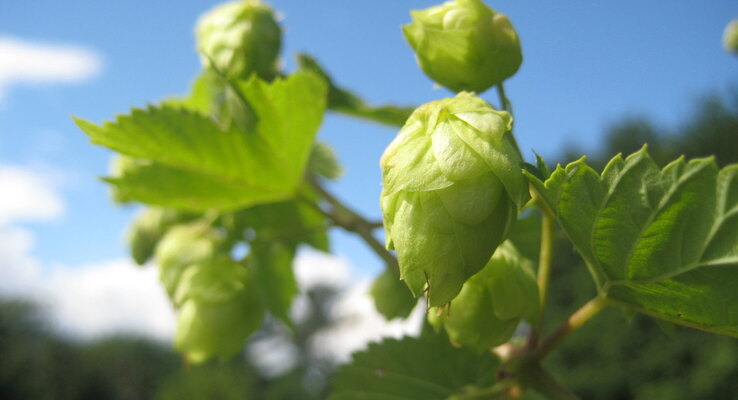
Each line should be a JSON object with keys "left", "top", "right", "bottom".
{"left": 196, "top": 0, "right": 282, "bottom": 81}
{"left": 381, "top": 93, "right": 528, "bottom": 306}
{"left": 403, "top": 0, "right": 522, "bottom": 93}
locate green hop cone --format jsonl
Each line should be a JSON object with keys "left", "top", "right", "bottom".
{"left": 370, "top": 268, "right": 418, "bottom": 320}
{"left": 154, "top": 223, "right": 227, "bottom": 298}
{"left": 428, "top": 242, "right": 538, "bottom": 351}
{"left": 174, "top": 255, "right": 264, "bottom": 364}
{"left": 128, "top": 207, "right": 196, "bottom": 266}
{"left": 196, "top": 0, "right": 282, "bottom": 81}
{"left": 380, "top": 92, "right": 528, "bottom": 307}
{"left": 724, "top": 19, "right": 738, "bottom": 54}
{"left": 403, "top": 0, "right": 522, "bottom": 93}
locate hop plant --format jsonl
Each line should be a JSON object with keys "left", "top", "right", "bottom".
{"left": 380, "top": 92, "right": 528, "bottom": 306}
{"left": 724, "top": 19, "right": 738, "bottom": 54}
{"left": 428, "top": 243, "right": 539, "bottom": 351}
{"left": 196, "top": 0, "right": 282, "bottom": 81}
{"left": 403, "top": 0, "right": 522, "bottom": 93}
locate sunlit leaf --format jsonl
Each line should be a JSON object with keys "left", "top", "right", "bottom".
{"left": 76, "top": 72, "right": 327, "bottom": 211}
{"left": 329, "top": 329, "right": 499, "bottom": 400}
{"left": 525, "top": 147, "right": 738, "bottom": 336}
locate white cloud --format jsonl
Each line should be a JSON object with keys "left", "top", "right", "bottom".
{"left": 0, "top": 163, "right": 174, "bottom": 341}
{"left": 45, "top": 259, "right": 175, "bottom": 341}
{"left": 0, "top": 165, "right": 64, "bottom": 225}
{"left": 309, "top": 280, "right": 424, "bottom": 364}
{"left": 0, "top": 36, "right": 102, "bottom": 101}
{"left": 0, "top": 218, "right": 175, "bottom": 342}
{"left": 0, "top": 164, "right": 422, "bottom": 360}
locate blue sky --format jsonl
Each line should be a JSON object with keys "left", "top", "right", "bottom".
{"left": 0, "top": 1, "right": 736, "bottom": 338}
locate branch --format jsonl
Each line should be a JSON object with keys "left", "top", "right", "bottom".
{"left": 307, "top": 179, "right": 399, "bottom": 272}
{"left": 533, "top": 296, "right": 608, "bottom": 360}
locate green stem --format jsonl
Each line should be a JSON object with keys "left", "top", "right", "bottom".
{"left": 496, "top": 83, "right": 523, "bottom": 159}
{"left": 307, "top": 178, "right": 399, "bottom": 273}
{"left": 533, "top": 296, "right": 608, "bottom": 360}
{"left": 536, "top": 198, "right": 556, "bottom": 330}
{"left": 496, "top": 83, "right": 512, "bottom": 114}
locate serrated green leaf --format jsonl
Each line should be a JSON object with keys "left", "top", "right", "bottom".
{"left": 105, "top": 160, "right": 284, "bottom": 211}
{"left": 297, "top": 53, "right": 414, "bottom": 127}
{"left": 526, "top": 147, "right": 738, "bottom": 336}
{"left": 76, "top": 72, "right": 327, "bottom": 211}
{"left": 329, "top": 330, "right": 499, "bottom": 400}
{"left": 249, "top": 241, "right": 297, "bottom": 325}
{"left": 162, "top": 70, "right": 219, "bottom": 115}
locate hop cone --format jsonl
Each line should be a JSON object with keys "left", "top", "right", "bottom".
{"left": 403, "top": 0, "right": 522, "bottom": 93}
{"left": 428, "top": 243, "right": 539, "bottom": 351}
{"left": 196, "top": 0, "right": 282, "bottom": 80}
{"left": 380, "top": 92, "right": 528, "bottom": 306}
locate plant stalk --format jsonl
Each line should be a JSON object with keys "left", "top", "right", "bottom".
{"left": 496, "top": 83, "right": 522, "bottom": 158}
{"left": 307, "top": 179, "right": 399, "bottom": 272}
{"left": 536, "top": 199, "right": 556, "bottom": 329}
{"left": 533, "top": 296, "right": 608, "bottom": 360}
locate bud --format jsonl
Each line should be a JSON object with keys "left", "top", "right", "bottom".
{"left": 403, "top": 0, "right": 522, "bottom": 93}
{"left": 724, "top": 19, "right": 738, "bottom": 54}
{"left": 428, "top": 243, "right": 538, "bottom": 351}
{"left": 380, "top": 93, "right": 528, "bottom": 306}
{"left": 196, "top": 0, "right": 282, "bottom": 81}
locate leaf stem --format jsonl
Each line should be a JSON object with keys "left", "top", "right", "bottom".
{"left": 533, "top": 296, "right": 608, "bottom": 360}
{"left": 496, "top": 83, "right": 523, "bottom": 159}
{"left": 536, "top": 197, "right": 556, "bottom": 329}
{"left": 307, "top": 178, "right": 399, "bottom": 272}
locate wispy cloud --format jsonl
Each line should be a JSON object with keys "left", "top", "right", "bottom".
{"left": 0, "top": 165, "right": 64, "bottom": 225}
{"left": 0, "top": 163, "right": 421, "bottom": 360}
{"left": 0, "top": 36, "right": 102, "bottom": 101}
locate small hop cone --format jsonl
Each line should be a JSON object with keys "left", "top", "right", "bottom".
{"left": 403, "top": 0, "right": 522, "bottom": 93}
{"left": 380, "top": 93, "right": 528, "bottom": 307}
{"left": 724, "top": 19, "right": 738, "bottom": 54}
{"left": 428, "top": 243, "right": 539, "bottom": 351}
{"left": 196, "top": 0, "right": 282, "bottom": 81}
{"left": 174, "top": 255, "right": 264, "bottom": 364}
{"left": 154, "top": 223, "right": 225, "bottom": 298}
{"left": 155, "top": 224, "right": 264, "bottom": 363}
{"left": 370, "top": 268, "right": 418, "bottom": 320}
{"left": 128, "top": 207, "right": 194, "bottom": 266}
